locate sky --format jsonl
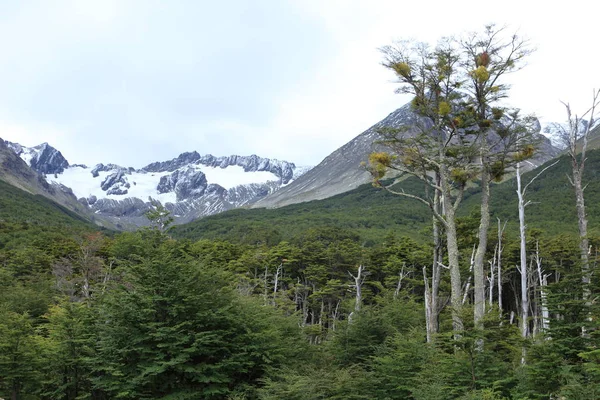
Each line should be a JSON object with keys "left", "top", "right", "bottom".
{"left": 0, "top": 0, "right": 599, "bottom": 168}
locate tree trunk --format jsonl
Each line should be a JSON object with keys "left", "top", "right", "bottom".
{"left": 535, "top": 241, "right": 550, "bottom": 333}
{"left": 424, "top": 184, "right": 443, "bottom": 342}
{"left": 474, "top": 168, "right": 490, "bottom": 327}
{"left": 430, "top": 186, "right": 442, "bottom": 337}
{"left": 441, "top": 176, "right": 464, "bottom": 332}
{"left": 497, "top": 219, "right": 505, "bottom": 316}
{"left": 573, "top": 168, "right": 590, "bottom": 298}
{"left": 516, "top": 162, "right": 529, "bottom": 340}
{"left": 424, "top": 266, "right": 431, "bottom": 343}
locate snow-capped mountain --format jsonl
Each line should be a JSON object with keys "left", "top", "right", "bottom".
{"left": 6, "top": 141, "right": 69, "bottom": 174}
{"left": 6, "top": 141, "right": 310, "bottom": 228}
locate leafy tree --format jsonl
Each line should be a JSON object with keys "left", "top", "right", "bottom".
{"left": 38, "top": 301, "right": 95, "bottom": 400}
{"left": 90, "top": 235, "right": 302, "bottom": 399}
{"left": 0, "top": 309, "right": 42, "bottom": 399}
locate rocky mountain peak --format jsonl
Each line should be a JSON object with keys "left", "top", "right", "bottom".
{"left": 6, "top": 140, "right": 69, "bottom": 175}
{"left": 5, "top": 140, "right": 310, "bottom": 229}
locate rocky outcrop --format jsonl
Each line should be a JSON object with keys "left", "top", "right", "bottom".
{"left": 144, "top": 153, "right": 296, "bottom": 183}
{"left": 157, "top": 167, "right": 208, "bottom": 201}
{"left": 6, "top": 141, "right": 69, "bottom": 174}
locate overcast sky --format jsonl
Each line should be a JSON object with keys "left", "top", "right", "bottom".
{"left": 0, "top": 0, "right": 599, "bottom": 168}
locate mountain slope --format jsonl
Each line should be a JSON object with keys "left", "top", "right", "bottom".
{"left": 253, "top": 103, "right": 561, "bottom": 209}
{"left": 0, "top": 179, "right": 93, "bottom": 229}
{"left": 252, "top": 104, "right": 417, "bottom": 209}
{"left": 172, "top": 149, "right": 600, "bottom": 245}
{"left": 0, "top": 138, "right": 94, "bottom": 222}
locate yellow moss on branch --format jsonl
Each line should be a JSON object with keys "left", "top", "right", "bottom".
{"left": 471, "top": 66, "right": 489, "bottom": 83}
{"left": 438, "top": 101, "right": 451, "bottom": 116}
{"left": 513, "top": 145, "right": 535, "bottom": 162}
{"left": 368, "top": 152, "right": 393, "bottom": 179}
{"left": 392, "top": 62, "right": 411, "bottom": 78}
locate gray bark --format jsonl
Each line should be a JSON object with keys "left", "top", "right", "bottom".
{"left": 535, "top": 241, "right": 550, "bottom": 333}
{"left": 559, "top": 91, "right": 599, "bottom": 335}
{"left": 516, "top": 162, "right": 529, "bottom": 339}
{"left": 441, "top": 170, "right": 464, "bottom": 333}
{"left": 474, "top": 168, "right": 490, "bottom": 327}
{"left": 497, "top": 219, "right": 506, "bottom": 316}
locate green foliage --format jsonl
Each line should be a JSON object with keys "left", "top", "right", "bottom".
{"left": 38, "top": 301, "right": 95, "bottom": 399}
{"left": 171, "top": 177, "right": 432, "bottom": 245}
{"left": 90, "top": 234, "right": 304, "bottom": 399}
{"left": 329, "top": 298, "right": 424, "bottom": 367}
{"left": 258, "top": 365, "right": 372, "bottom": 400}
{"left": 0, "top": 309, "right": 43, "bottom": 399}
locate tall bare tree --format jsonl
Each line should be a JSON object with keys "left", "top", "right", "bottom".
{"left": 372, "top": 39, "right": 469, "bottom": 333}
{"left": 373, "top": 26, "right": 534, "bottom": 334}
{"left": 460, "top": 26, "right": 533, "bottom": 327}
{"left": 552, "top": 89, "right": 600, "bottom": 327}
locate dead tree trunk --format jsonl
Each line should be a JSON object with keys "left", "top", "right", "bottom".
{"left": 349, "top": 265, "right": 367, "bottom": 313}
{"left": 516, "top": 161, "right": 529, "bottom": 340}
{"left": 497, "top": 219, "right": 507, "bottom": 316}
{"left": 272, "top": 262, "right": 282, "bottom": 306}
{"left": 535, "top": 241, "right": 550, "bottom": 334}
{"left": 474, "top": 168, "right": 490, "bottom": 327}
{"left": 488, "top": 246, "right": 497, "bottom": 308}
{"left": 558, "top": 90, "right": 600, "bottom": 331}
{"left": 462, "top": 245, "right": 476, "bottom": 305}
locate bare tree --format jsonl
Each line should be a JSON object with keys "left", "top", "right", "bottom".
{"left": 373, "top": 26, "right": 534, "bottom": 333}
{"left": 373, "top": 39, "right": 469, "bottom": 333}
{"left": 496, "top": 218, "right": 507, "bottom": 316}
{"left": 534, "top": 241, "right": 550, "bottom": 334}
{"left": 349, "top": 265, "right": 368, "bottom": 313}
{"left": 52, "top": 233, "right": 106, "bottom": 301}
{"left": 554, "top": 90, "right": 600, "bottom": 320}
{"left": 515, "top": 148, "right": 559, "bottom": 339}
{"left": 461, "top": 26, "right": 533, "bottom": 328}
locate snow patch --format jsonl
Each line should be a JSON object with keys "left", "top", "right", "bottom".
{"left": 187, "top": 164, "right": 279, "bottom": 188}
{"left": 50, "top": 166, "right": 177, "bottom": 204}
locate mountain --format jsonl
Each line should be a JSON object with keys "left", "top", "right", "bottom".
{"left": 6, "top": 139, "right": 309, "bottom": 229}
{"left": 3, "top": 102, "right": 562, "bottom": 230}
{"left": 0, "top": 137, "right": 94, "bottom": 222}
{"left": 172, "top": 149, "right": 600, "bottom": 245}
{"left": 253, "top": 102, "right": 562, "bottom": 209}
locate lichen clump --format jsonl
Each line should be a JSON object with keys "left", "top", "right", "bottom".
{"left": 513, "top": 145, "right": 535, "bottom": 162}
{"left": 369, "top": 152, "right": 392, "bottom": 179}
{"left": 438, "top": 101, "right": 451, "bottom": 116}
{"left": 492, "top": 108, "right": 504, "bottom": 120}
{"left": 490, "top": 161, "right": 506, "bottom": 182}
{"left": 392, "top": 62, "right": 411, "bottom": 78}
{"left": 471, "top": 66, "right": 489, "bottom": 83}
{"left": 451, "top": 168, "right": 470, "bottom": 184}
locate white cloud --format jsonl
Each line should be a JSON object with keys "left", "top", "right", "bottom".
{"left": 0, "top": 0, "right": 599, "bottom": 168}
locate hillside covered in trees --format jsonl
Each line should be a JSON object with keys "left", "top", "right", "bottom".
{"left": 2, "top": 168, "right": 600, "bottom": 399}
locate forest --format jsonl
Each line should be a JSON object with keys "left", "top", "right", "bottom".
{"left": 3, "top": 26, "right": 600, "bottom": 400}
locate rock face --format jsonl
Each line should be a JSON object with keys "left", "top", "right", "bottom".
{"left": 144, "top": 153, "right": 295, "bottom": 184}
{"left": 5, "top": 140, "right": 309, "bottom": 228}
{"left": 254, "top": 102, "right": 561, "bottom": 209}
{"left": 0, "top": 138, "right": 92, "bottom": 222}
{"left": 157, "top": 167, "right": 208, "bottom": 201}
{"left": 6, "top": 141, "right": 69, "bottom": 174}
{"left": 253, "top": 104, "right": 417, "bottom": 208}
